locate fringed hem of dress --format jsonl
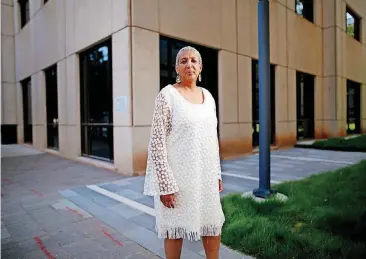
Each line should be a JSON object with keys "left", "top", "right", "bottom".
{"left": 156, "top": 225, "right": 222, "bottom": 241}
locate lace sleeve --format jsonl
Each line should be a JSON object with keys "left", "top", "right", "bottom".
{"left": 213, "top": 101, "right": 222, "bottom": 180}
{"left": 143, "top": 92, "right": 179, "bottom": 196}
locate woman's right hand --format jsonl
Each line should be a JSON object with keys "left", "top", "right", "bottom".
{"left": 160, "top": 194, "right": 175, "bottom": 208}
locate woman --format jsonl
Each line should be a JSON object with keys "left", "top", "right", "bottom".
{"left": 143, "top": 46, "right": 225, "bottom": 259}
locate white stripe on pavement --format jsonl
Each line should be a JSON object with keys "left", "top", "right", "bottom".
{"left": 268, "top": 155, "right": 353, "bottom": 165}
{"left": 221, "top": 172, "right": 281, "bottom": 184}
{"left": 86, "top": 185, "right": 156, "bottom": 216}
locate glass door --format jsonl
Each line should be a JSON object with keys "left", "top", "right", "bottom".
{"left": 21, "top": 77, "right": 32, "bottom": 144}
{"left": 296, "top": 72, "right": 315, "bottom": 140}
{"left": 347, "top": 80, "right": 361, "bottom": 135}
{"left": 80, "top": 39, "right": 114, "bottom": 162}
{"left": 45, "top": 65, "right": 59, "bottom": 149}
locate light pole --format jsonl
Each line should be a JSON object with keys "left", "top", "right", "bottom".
{"left": 253, "top": 0, "right": 276, "bottom": 198}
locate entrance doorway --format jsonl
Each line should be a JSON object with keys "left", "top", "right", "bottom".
{"left": 21, "top": 77, "right": 32, "bottom": 144}
{"left": 252, "top": 60, "right": 276, "bottom": 147}
{"left": 346, "top": 80, "right": 361, "bottom": 135}
{"left": 159, "top": 36, "right": 219, "bottom": 119}
{"left": 296, "top": 72, "right": 315, "bottom": 140}
{"left": 80, "top": 39, "right": 113, "bottom": 162}
{"left": 45, "top": 64, "right": 59, "bottom": 149}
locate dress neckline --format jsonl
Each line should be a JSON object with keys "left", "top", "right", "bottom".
{"left": 169, "top": 84, "right": 206, "bottom": 105}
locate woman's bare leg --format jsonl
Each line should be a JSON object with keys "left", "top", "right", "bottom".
{"left": 164, "top": 238, "right": 183, "bottom": 259}
{"left": 202, "top": 236, "right": 221, "bottom": 259}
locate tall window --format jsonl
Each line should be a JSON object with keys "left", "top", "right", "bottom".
{"left": 252, "top": 60, "right": 276, "bottom": 147}
{"left": 21, "top": 77, "right": 32, "bottom": 143}
{"left": 80, "top": 39, "right": 113, "bottom": 161}
{"left": 45, "top": 65, "right": 59, "bottom": 150}
{"left": 295, "top": 0, "right": 314, "bottom": 23}
{"left": 346, "top": 7, "right": 361, "bottom": 41}
{"left": 296, "top": 72, "right": 315, "bottom": 140}
{"left": 346, "top": 80, "right": 361, "bottom": 135}
{"left": 18, "top": 0, "right": 30, "bottom": 28}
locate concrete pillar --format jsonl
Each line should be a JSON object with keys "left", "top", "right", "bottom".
{"left": 322, "top": 0, "right": 346, "bottom": 138}
{"left": 130, "top": 27, "right": 160, "bottom": 175}
{"left": 112, "top": 27, "right": 134, "bottom": 175}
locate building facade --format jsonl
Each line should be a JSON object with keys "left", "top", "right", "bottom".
{"left": 1, "top": 0, "right": 366, "bottom": 175}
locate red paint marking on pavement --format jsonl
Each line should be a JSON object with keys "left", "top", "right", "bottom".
{"left": 2, "top": 178, "right": 11, "bottom": 184}
{"left": 34, "top": 236, "right": 56, "bottom": 259}
{"left": 31, "top": 189, "right": 44, "bottom": 197}
{"left": 103, "top": 230, "right": 124, "bottom": 247}
{"left": 66, "top": 206, "right": 84, "bottom": 217}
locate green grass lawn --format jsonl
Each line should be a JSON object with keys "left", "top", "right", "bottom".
{"left": 221, "top": 160, "right": 366, "bottom": 259}
{"left": 297, "top": 134, "right": 366, "bottom": 152}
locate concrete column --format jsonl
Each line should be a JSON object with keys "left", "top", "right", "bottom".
{"left": 130, "top": 27, "right": 159, "bottom": 175}
{"left": 31, "top": 72, "right": 47, "bottom": 150}
{"left": 112, "top": 27, "right": 134, "bottom": 175}
{"left": 219, "top": 50, "right": 249, "bottom": 157}
{"left": 237, "top": 55, "right": 252, "bottom": 153}
{"left": 362, "top": 84, "right": 366, "bottom": 133}
{"left": 322, "top": 0, "right": 345, "bottom": 138}
{"left": 286, "top": 68, "right": 297, "bottom": 144}
{"left": 2, "top": 1, "right": 17, "bottom": 142}
{"left": 314, "top": 76, "right": 324, "bottom": 138}
{"left": 275, "top": 66, "right": 294, "bottom": 146}
{"left": 16, "top": 82, "right": 24, "bottom": 143}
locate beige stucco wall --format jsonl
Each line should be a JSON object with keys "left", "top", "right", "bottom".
{"left": 1, "top": 0, "right": 17, "bottom": 126}
{"left": 4, "top": 0, "right": 366, "bottom": 175}
{"left": 321, "top": 0, "right": 366, "bottom": 137}
{"left": 10, "top": 0, "right": 131, "bottom": 173}
{"left": 130, "top": 0, "right": 326, "bottom": 162}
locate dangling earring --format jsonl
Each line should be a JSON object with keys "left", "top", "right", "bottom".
{"left": 176, "top": 74, "right": 181, "bottom": 83}
{"left": 198, "top": 73, "right": 202, "bottom": 82}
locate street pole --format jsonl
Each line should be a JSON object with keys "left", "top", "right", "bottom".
{"left": 253, "top": 0, "right": 275, "bottom": 198}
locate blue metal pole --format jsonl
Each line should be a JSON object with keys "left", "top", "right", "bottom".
{"left": 253, "top": 0, "right": 274, "bottom": 198}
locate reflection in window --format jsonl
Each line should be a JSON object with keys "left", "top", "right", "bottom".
{"left": 19, "top": 0, "right": 30, "bottom": 28}
{"left": 346, "top": 7, "right": 360, "bottom": 41}
{"left": 21, "top": 77, "right": 32, "bottom": 143}
{"left": 80, "top": 39, "right": 114, "bottom": 161}
{"left": 295, "top": 0, "right": 313, "bottom": 23}
{"left": 346, "top": 80, "right": 361, "bottom": 135}
{"left": 45, "top": 65, "right": 59, "bottom": 150}
{"left": 296, "top": 72, "right": 315, "bottom": 140}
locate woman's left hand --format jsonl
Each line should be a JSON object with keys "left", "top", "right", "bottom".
{"left": 219, "top": 180, "right": 223, "bottom": 193}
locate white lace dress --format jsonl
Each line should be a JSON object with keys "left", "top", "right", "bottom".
{"left": 143, "top": 84, "right": 225, "bottom": 241}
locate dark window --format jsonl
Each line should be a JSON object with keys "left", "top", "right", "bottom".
{"left": 295, "top": 0, "right": 313, "bottom": 23}
{"left": 44, "top": 0, "right": 48, "bottom": 4}
{"left": 296, "top": 72, "right": 315, "bottom": 140}
{"left": 45, "top": 64, "right": 59, "bottom": 149}
{"left": 159, "top": 36, "right": 219, "bottom": 125}
{"left": 347, "top": 80, "right": 361, "bottom": 135}
{"left": 252, "top": 60, "right": 276, "bottom": 147}
{"left": 80, "top": 39, "right": 113, "bottom": 162}
{"left": 1, "top": 125, "right": 17, "bottom": 144}
{"left": 21, "top": 77, "right": 32, "bottom": 143}
{"left": 346, "top": 7, "right": 361, "bottom": 41}
{"left": 18, "top": 0, "right": 30, "bottom": 28}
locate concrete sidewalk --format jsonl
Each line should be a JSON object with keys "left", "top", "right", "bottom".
{"left": 1, "top": 145, "right": 252, "bottom": 259}
{"left": 2, "top": 144, "right": 365, "bottom": 258}
{"left": 1, "top": 145, "right": 159, "bottom": 258}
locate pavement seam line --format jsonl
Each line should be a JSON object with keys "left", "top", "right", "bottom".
{"left": 221, "top": 172, "right": 281, "bottom": 184}
{"left": 86, "top": 185, "right": 156, "bottom": 217}
{"left": 267, "top": 155, "right": 354, "bottom": 165}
